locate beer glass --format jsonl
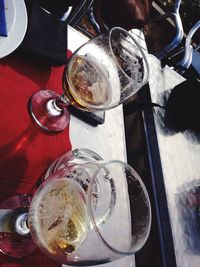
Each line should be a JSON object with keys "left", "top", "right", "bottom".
{"left": 29, "top": 27, "right": 149, "bottom": 132}
{"left": 0, "top": 149, "right": 151, "bottom": 265}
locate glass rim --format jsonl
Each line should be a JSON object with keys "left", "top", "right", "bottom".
{"left": 65, "top": 27, "right": 150, "bottom": 112}
{"left": 108, "top": 27, "right": 150, "bottom": 87}
{"left": 87, "top": 160, "right": 152, "bottom": 256}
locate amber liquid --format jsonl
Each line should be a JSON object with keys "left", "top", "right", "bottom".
{"left": 63, "top": 55, "right": 112, "bottom": 111}
{"left": 29, "top": 178, "right": 88, "bottom": 257}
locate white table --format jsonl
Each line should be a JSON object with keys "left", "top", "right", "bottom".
{"left": 144, "top": 54, "right": 200, "bottom": 267}
{"left": 64, "top": 26, "right": 136, "bottom": 267}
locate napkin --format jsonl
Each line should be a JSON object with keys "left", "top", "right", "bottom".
{"left": 34, "top": 0, "right": 71, "bottom": 17}
{"left": 22, "top": 1, "right": 68, "bottom": 65}
{"left": 0, "top": 0, "right": 7, "bottom": 36}
{"left": 0, "top": 50, "right": 72, "bottom": 266}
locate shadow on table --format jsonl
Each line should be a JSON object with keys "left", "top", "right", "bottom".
{"left": 176, "top": 180, "right": 200, "bottom": 254}
{"left": 156, "top": 78, "right": 200, "bottom": 143}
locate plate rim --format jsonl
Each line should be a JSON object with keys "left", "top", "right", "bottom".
{"left": 0, "top": 0, "right": 28, "bottom": 58}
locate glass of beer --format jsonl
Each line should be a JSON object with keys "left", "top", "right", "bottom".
{"left": 0, "top": 149, "right": 151, "bottom": 264}
{"left": 29, "top": 27, "right": 149, "bottom": 132}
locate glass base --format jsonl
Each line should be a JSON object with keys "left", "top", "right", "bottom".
{"left": 29, "top": 90, "right": 70, "bottom": 132}
{"left": 0, "top": 194, "right": 37, "bottom": 258}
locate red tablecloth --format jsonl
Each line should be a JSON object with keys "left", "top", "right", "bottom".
{"left": 0, "top": 51, "right": 72, "bottom": 266}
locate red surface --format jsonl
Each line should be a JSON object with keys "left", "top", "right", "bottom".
{"left": 0, "top": 50, "right": 72, "bottom": 266}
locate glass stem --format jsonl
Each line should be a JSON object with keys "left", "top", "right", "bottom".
{"left": 55, "top": 95, "right": 70, "bottom": 110}
{"left": 11, "top": 208, "right": 30, "bottom": 236}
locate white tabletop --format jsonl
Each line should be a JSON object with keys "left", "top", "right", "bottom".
{"left": 64, "top": 26, "right": 135, "bottom": 267}
{"left": 147, "top": 54, "right": 200, "bottom": 267}
{"left": 68, "top": 26, "right": 127, "bottom": 163}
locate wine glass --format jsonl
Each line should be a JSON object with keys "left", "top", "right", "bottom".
{"left": 29, "top": 27, "right": 149, "bottom": 132}
{"left": 0, "top": 148, "right": 151, "bottom": 265}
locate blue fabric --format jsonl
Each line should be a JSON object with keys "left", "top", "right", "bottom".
{"left": 0, "top": 0, "right": 7, "bottom": 36}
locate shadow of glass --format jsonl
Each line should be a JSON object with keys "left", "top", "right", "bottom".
{"left": 0, "top": 125, "right": 40, "bottom": 204}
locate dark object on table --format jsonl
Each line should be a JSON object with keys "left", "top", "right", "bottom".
{"left": 69, "top": 106, "right": 105, "bottom": 126}
{"left": 0, "top": 0, "right": 7, "bottom": 36}
{"left": 21, "top": 1, "right": 68, "bottom": 65}
{"left": 21, "top": 0, "right": 94, "bottom": 65}
{"left": 163, "top": 78, "right": 200, "bottom": 133}
{"left": 34, "top": 0, "right": 71, "bottom": 17}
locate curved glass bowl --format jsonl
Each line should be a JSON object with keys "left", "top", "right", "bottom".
{"left": 29, "top": 157, "right": 151, "bottom": 265}
{"left": 29, "top": 27, "right": 149, "bottom": 132}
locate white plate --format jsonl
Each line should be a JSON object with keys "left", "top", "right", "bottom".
{"left": 0, "top": 0, "right": 27, "bottom": 58}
